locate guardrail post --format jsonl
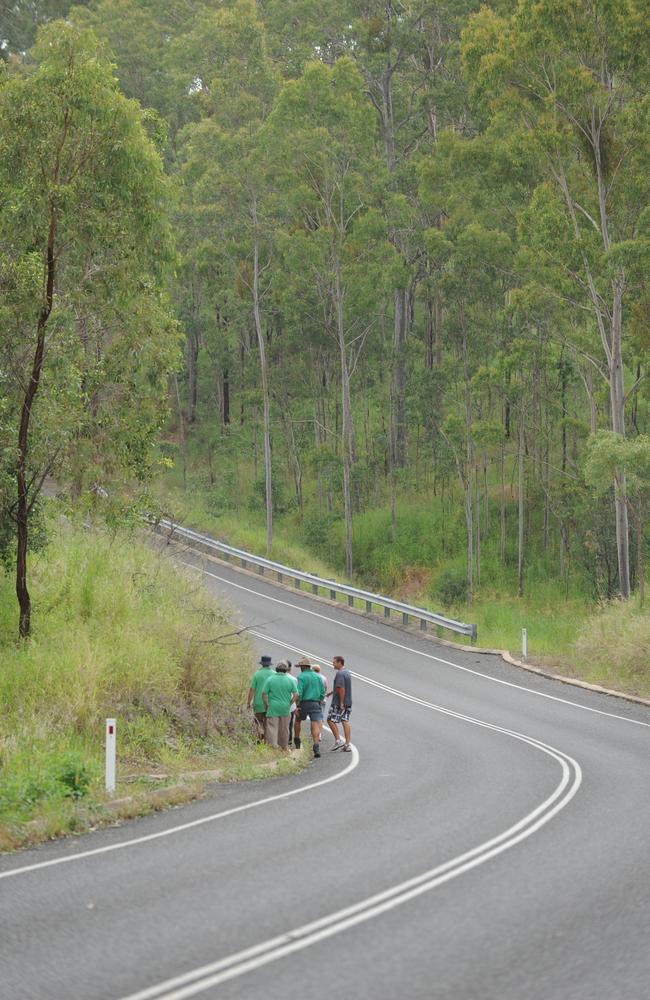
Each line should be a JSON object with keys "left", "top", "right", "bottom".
{"left": 294, "top": 577, "right": 300, "bottom": 589}
{"left": 312, "top": 583, "right": 318, "bottom": 594}
{"left": 521, "top": 627, "right": 527, "bottom": 660}
{"left": 277, "top": 572, "right": 283, "bottom": 583}
{"left": 241, "top": 558, "right": 247, "bottom": 569}
{"left": 402, "top": 612, "right": 409, "bottom": 625}
{"left": 365, "top": 600, "right": 372, "bottom": 613}
{"left": 384, "top": 606, "right": 390, "bottom": 619}
{"left": 330, "top": 589, "right": 336, "bottom": 601}
{"left": 348, "top": 595, "right": 354, "bottom": 608}
{"left": 420, "top": 618, "right": 427, "bottom": 631}
{"left": 471, "top": 624, "right": 478, "bottom": 645}
{"left": 257, "top": 564, "right": 264, "bottom": 575}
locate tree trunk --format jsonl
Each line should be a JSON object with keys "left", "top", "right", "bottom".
{"left": 335, "top": 260, "right": 353, "bottom": 577}
{"left": 483, "top": 451, "right": 489, "bottom": 537}
{"left": 475, "top": 461, "right": 481, "bottom": 587}
{"left": 500, "top": 441, "right": 506, "bottom": 564}
{"left": 16, "top": 215, "right": 56, "bottom": 638}
{"left": 222, "top": 369, "right": 230, "bottom": 426}
{"left": 186, "top": 330, "right": 199, "bottom": 424}
{"left": 636, "top": 502, "right": 645, "bottom": 608}
{"left": 424, "top": 295, "right": 433, "bottom": 370}
{"left": 252, "top": 229, "right": 273, "bottom": 555}
{"left": 610, "top": 280, "right": 631, "bottom": 598}
{"left": 461, "top": 316, "right": 473, "bottom": 602}
{"left": 517, "top": 412, "right": 525, "bottom": 598}
{"left": 173, "top": 375, "right": 187, "bottom": 491}
{"left": 391, "top": 286, "right": 408, "bottom": 468}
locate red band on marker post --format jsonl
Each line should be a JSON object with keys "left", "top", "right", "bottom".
{"left": 105, "top": 718, "right": 117, "bottom": 794}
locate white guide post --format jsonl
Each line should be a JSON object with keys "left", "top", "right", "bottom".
{"left": 105, "top": 718, "right": 116, "bottom": 794}
{"left": 521, "top": 628, "right": 527, "bottom": 661}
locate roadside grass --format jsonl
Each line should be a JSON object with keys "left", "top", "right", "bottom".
{"left": 0, "top": 518, "right": 303, "bottom": 852}
{"left": 569, "top": 598, "right": 650, "bottom": 699}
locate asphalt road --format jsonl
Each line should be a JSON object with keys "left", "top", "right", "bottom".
{"left": 1, "top": 547, "right": 649, "bottom": 1000}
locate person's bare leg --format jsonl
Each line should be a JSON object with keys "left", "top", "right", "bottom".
{"left": 328, "top": 719, "right": 340, "bottom": 741}
{"left": 310, "top": 720, "right": 322, "bottom": 744}
{"left": 342, "top": 719, "right": 351, "bottom": 745}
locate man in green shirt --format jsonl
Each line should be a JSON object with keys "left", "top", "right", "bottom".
{"left": 246, "top": 654, "right": 274, "bottom": 740}
{"left": 262, "top": 661, "right": 298, "bottom": 749}
{"left": 294, "top": 657, "right": 326, "bottom": 758}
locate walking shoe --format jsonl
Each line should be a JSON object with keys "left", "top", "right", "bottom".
{"left": 342, "top": 744, "right": 352, "bottom": 752}
{"left": 331, "top": 739, "right": 345, "bottom": 751}
{"left": 293, "top": 737, "right": 301, "bottom": 750}
{"left": 313, "top": 743, "right": 321, "bottom": 758}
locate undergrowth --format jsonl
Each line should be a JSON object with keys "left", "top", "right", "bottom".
{"left": 0, "top": 516, "right": 301, "bottom": 851}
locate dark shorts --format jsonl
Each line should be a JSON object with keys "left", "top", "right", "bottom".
{"left": 328, "top": 705, "right": 351, "bottom": 724}
{"left": 298, "top": 700, "right": 323, "bottom": 722}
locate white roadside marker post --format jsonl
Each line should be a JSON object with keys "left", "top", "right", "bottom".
{"left": 521, "top": 628, "right": 528, "bottom": 661}
{"left": 105, "top": 718, "right": 116, "bottom": 794}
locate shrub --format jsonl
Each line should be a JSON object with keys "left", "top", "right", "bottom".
{"left": 302, "top": 512, "right": 335, "bottom": 552}
{"left": 57, "top": 755, "right": 91, "bottom": 800}
{"left": 433, "top": 568, "right": 467, "bottom": 607}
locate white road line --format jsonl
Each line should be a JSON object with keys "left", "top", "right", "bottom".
{"left": 118, "top": 632, "right": 582, "bottom": 1000}
{"left": 0, "top": 746, "right": 358, "bottom": 882}
{"left": 183, "top": 559, "right": 650, "bottom": 729}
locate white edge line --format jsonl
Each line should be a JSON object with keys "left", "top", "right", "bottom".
{"left": 184, "top": 560, "right": 650, "bottom": 729}
{"left": 0, "top": 747, "right": 359, "bottom": 881}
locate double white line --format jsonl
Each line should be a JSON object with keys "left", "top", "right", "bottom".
{"left": 120, "top": 630, "right": 582, "bottom": 1000}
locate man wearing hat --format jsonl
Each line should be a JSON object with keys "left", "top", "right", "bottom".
{"left": 247, "top": 654, "right": 274, "bottom": 740}
{"left": 262, "top": 660, "right": 298, "bottom": 750}
{"left": 294, "top": 657, "right": 326, "bottom": 758}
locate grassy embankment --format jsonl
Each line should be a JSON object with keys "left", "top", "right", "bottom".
{"left": 0, "top": 517, "right": 303, "bottom": 852}
{"left": 152, "top": 442, "right": 650, "bottom": 700}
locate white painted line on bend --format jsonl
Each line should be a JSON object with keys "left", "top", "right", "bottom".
{"left": 183, "top": 560, "right": 650, "bottom": 729}
{"left": 0, "top": 746, "right": 358, "bottom": 882}
{"left": 118, "top": 632, "right": 582, "bottom": 1000}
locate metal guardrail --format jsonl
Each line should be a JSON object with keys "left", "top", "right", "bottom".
{"left": 152, "top": 517, "right": 478, "bottom": 643}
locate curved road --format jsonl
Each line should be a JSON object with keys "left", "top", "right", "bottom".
{"left": 1, "top": 549, "right": 649, "bottom": 1000}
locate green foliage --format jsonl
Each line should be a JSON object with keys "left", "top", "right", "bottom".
{"left": 0, "top": 517, "right": 287, "bottom": 842}
{"left": 0, "top": 20, "right": 181, "bottom": 631}
{"left": 4, "top": 4, "right": 648, "bottom": 689}
{"left": 434, "top": 568, "right": 468, "bottom": 607}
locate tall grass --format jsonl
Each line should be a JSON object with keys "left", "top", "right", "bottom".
{"left": 571, "top": 599, "right": 650, "bottom": 698}
{"left": 0, "top": 517, "right": 292, "bottom": 848}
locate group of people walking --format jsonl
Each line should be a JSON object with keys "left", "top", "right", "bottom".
{"left": 247, "top": 654, "right": 352, "bottom": 758}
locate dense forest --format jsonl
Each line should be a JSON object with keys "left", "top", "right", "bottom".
{"left": 1, "top": 1, "right": 649, "bottom": 646}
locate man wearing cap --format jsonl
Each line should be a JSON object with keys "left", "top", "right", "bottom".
{"left": 247, "top": 654, "right": 274, "bottom": 740}
{"left": 262, "top": 661, "right": 298, "bottom": 750}
{"left": 294, "top": 657, "right": 326, "bottom": 758}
